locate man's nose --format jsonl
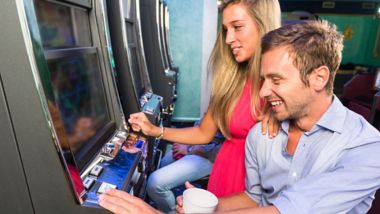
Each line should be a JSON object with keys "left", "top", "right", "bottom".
{"left": 259, "top": 81, "right": 271, "bottom": 99}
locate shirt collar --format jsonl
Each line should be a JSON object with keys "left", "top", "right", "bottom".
{"left": 316, "top": 95, "right": 346, "bottom": 134}
{"left": 280, "top": 95, "right": 346, "bottom": 134}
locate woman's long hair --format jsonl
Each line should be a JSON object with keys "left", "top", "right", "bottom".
{"left": 209, "top": 0, "right": 281, "bottom": 138}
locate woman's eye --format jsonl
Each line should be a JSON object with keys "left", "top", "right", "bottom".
{"left": 234, "top": 25, "right": 243, "bottom": 30}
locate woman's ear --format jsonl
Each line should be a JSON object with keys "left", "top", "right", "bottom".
{"left": 309, "top": 66, "right": 330, "bottom": 92}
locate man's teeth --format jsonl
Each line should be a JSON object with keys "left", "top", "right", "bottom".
{"left": 271, "top": 101, "right": 282, "bottom": 106}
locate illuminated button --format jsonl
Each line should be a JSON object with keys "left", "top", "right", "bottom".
{"left": 83, "top": 176, "right": 96, "bottom": 190}
{"left": 97, "top": 182, "right": 117, "bottom": 194}
{"left": 135, "top": 139, "right": 145, "bottom": 149}
{"left": 90, "top": 165, "right": 103, "bottom": 177}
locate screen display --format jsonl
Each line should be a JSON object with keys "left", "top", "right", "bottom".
{"left": 34, "top": 0, "right": 92, "bottom": 48}
{"left": 47, "top": 53, "right": 110, "bottom": 154}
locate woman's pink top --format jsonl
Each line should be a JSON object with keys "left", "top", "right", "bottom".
{"left": 207, "top": 80, "right": 257, "bottom": 197}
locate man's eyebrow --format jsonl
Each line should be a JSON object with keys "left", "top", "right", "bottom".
{"left": 261, "top": 72, "right": 284, "bottom": 79}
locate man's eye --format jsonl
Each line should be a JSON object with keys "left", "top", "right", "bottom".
{"left": 273, "top": 79, "right": 280, "bottom": 85}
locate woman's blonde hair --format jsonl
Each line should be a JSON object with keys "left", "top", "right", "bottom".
{"left": 209, "top": 0, "right": 281, "bottom": 138}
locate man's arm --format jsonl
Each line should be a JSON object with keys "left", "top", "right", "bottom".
{"left": 271, "top": 137, "right": 380, "bottom": 213}
{"left": 216, "top": 192, "right": 259, "bottom": 211}
{"left": 217, "top": 205, "right": 280, "bottom": 214}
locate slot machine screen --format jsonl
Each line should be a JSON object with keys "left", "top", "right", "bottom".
{"left": 47, "top": 52, "right": 113, "bottom": 171}
{"left": 34, "top": 0, "right": 116, "bottom": 172}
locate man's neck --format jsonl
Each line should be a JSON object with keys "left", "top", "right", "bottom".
{"left": 286, "top": 95, "right": 334, "bottom": 156}
{"left": 292, "top": 95, "right": 334, "bottom": 132}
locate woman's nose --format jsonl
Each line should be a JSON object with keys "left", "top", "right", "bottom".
{"left": 225, "top": 30, "right": 235, "bottom": 45}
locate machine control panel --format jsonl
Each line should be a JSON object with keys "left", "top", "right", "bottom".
{"left": 80, "top": 130, "right": 148, "bottom": 207}
{"left": 141, "top": 92, "right": 163, "bottom": 124}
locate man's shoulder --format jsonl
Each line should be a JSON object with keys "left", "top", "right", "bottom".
{"left": 343, "top": 107, "right": 380, "bottom": 138}
{"left": 246, "top": 122, "right": 278, "bottom": 149}
{"left": 247, "top": 122, "right": 264, "bottom": 140}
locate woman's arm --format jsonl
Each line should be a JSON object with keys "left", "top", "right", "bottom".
{"left": 128, "top": 107, "right": 218, "bottom": 145}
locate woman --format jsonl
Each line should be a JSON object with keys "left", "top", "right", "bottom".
{"left": 99, "top": 0, "right": 281, "bottom": 213}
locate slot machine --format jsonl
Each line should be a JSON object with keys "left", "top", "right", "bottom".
{"left": 0, "top": 0, "right": 149, "bottom": 212}
{"left": 140, "top": 0, "right": 178, "bottom": 119}
{"left": 105, "top": 0, "right": 164, "bottom": 186}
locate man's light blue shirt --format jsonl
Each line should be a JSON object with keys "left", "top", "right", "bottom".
{"left": 245, "top": 96, "right": 380, "bottom": 214}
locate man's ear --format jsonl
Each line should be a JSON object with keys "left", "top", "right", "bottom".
{"left": 309, "top": 66, "right": 330, "bottom": 92}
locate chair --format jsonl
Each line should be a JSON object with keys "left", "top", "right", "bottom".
{"left": 369, "top": 91, "right": 380, "bottom": 129}
{"left": 367, "top": 189, "right": 380, "bottom": 214}
{"left": 341, "top": 73, "right": 376, "bottom": 121}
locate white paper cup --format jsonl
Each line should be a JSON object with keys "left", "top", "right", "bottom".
{"left": 183, "top": 188, "right": 218, "bottom": 213}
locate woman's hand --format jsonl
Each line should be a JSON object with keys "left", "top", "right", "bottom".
{"left": 98, "top": 189, "right": 161, "bottom": 214}
{"left": 176, "top": 181, "right": 195, "bottom": 214}
{"left": 128, "top": 112, "right": 159, "bottom": 137}
{"left": 259, "top": 104, "right": 280, "bottom": 138}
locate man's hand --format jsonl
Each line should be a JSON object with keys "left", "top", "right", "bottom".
{"left": 99, "top": 189, "right": 161, "bottom": 214}
{"left": 176, "top": 181, "right": 195, "bottom": 214}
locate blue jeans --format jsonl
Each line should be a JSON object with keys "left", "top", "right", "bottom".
{"left": 146, "top": 150, "right": 213, "bottom": 213}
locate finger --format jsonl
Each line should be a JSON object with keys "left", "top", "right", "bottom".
{"left": 261, "top": 118, "right": 268, "bottom": 135}
{"left": 261, "top": 109, "right": 271, "bottom": 135}
{"left": 185, "top": 181, "right": 195, "bottom": 189}
{"left": 173, "top": 151, "right": 179, "bottom": 157}
{"left": 269, "top": 117, "right": 275, "bottom": 138}
{"left": 131, "top": 124, "right": 141, "bottom": 132}
{"left": 256, "top": 113, "right": 264, "bottom": 121}
{"left": 130, "top": 112, "right": 144, "bottom": 118}
{"left": 99, "top": 198, "right": 128, "bottom": 214}
{"left": 272, "top": 118, "right": 280, "bottom": 137}
{"left": 99, "top": 192, "right": 131, "bottom": 213}
{"left": 106, "top": 189, "right": 138, "bottom": 203}
{"left": 176, "top": 204, "right": 185, "bottom": 214}
{"left": 176, "top": 195, "right": 184, "bottom": 207}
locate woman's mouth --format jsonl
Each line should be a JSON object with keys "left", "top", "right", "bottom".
{"left": 232, "top": 47, "right": 241, "bottom": 55}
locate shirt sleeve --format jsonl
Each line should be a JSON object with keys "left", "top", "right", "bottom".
{"left": 272, "top": 136, "right": 380, "bottom": 214}
{"left": 245, "top": 123, "right": 264, "bottom": 205}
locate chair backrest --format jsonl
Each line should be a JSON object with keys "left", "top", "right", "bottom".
{"left": 342, "top": 73, "right": 375, "bottom": 101}
{"left": 367, "top": 189, "right": 380, "bottom": 214}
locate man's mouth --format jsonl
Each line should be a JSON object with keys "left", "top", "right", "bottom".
{"left": 269, "top": 100, "right": 283, "bottom": 111}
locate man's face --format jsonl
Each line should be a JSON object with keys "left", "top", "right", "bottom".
{"left": 259, "top": 46, "right": 313, "bottom": 121}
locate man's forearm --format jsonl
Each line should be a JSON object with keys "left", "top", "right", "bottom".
{"left": 216, "top": 192, "right": 258, "bottom": 211}
{"left": 217, "top": 205, "right": 280, "bottom": 214}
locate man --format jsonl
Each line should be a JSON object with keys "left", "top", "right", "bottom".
{"left": 209, "top": 20, "right": 380, "bottom": 213}
{"left": 99, "top": 20, "right": 380, "bottom": 214}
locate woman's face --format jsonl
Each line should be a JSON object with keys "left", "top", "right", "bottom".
{"left": 223, "top": 3, "right": 260, "bottom": 63}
